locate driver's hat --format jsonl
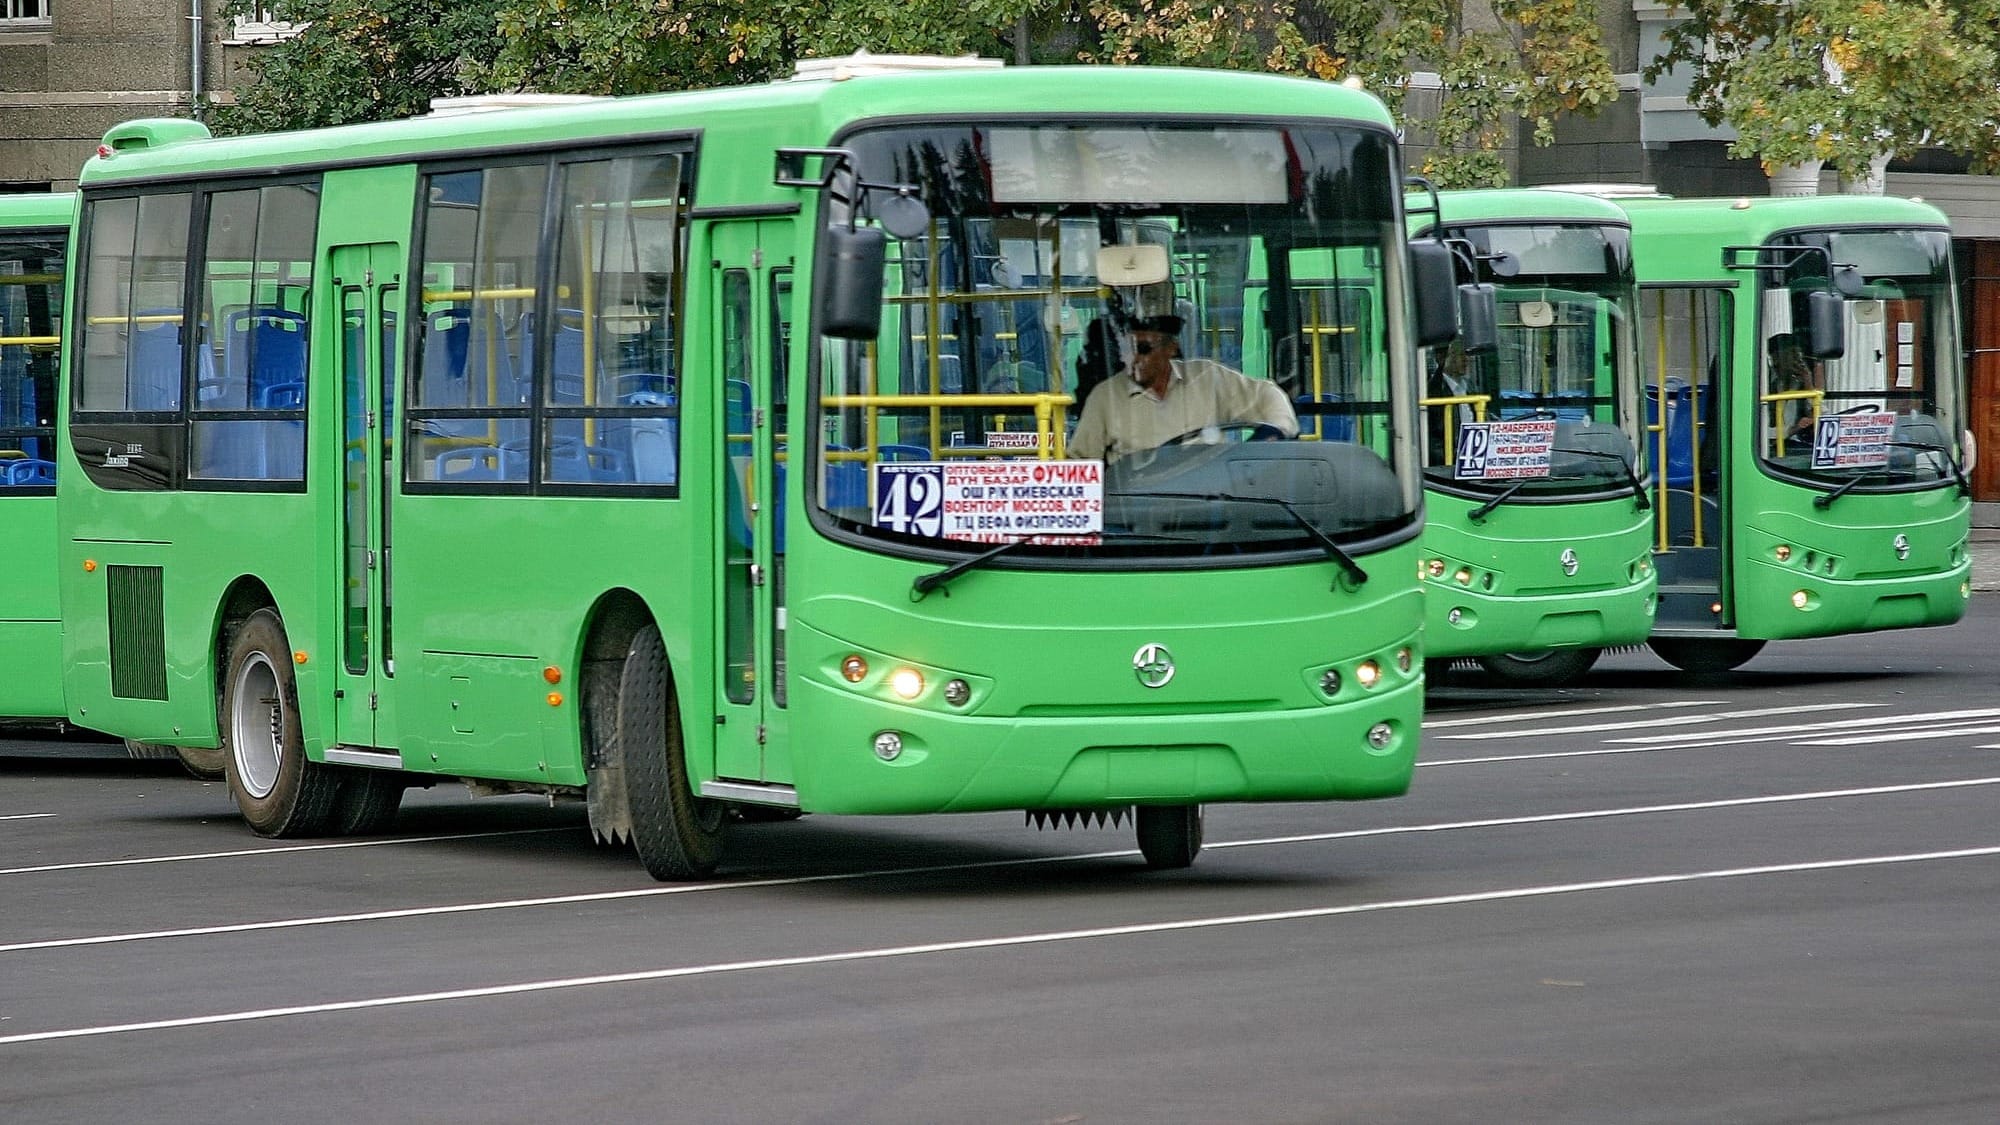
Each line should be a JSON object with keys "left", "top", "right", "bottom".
{"left": 1130, "top": 313, "right": 1184, "bottom": 339}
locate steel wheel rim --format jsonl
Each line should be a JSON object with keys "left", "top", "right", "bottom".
{"left": 231, "top": 652, "right": 284, "bottom": 799}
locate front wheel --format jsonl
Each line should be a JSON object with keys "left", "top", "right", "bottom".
{"left": 1476, "top": 647, "right": 1601, "bottom": 687}
{"left": 1136, "top": 804, "right": 1203, "bottom": 870}
{"left": 619, "top": 624, "right": 726, "bottom": 880}
{"left": 1647, "top": 637, "right": 1766, "bottom": 674}
{"left": 125, "top": 738, "right": 227, "bottom": 781}
{"left": 221, "top": 609, "right": 341, "bottom": 837}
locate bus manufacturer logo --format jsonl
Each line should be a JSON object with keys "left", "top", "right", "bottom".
{"left": 1132, "top": 643, "right": 1175, "bottom": 689}
{"left": 1560, "top": 548, "right": 1579, "bottom": 577}
{"left": 1893, "top": 534, "right": 1910, "bottom": 560}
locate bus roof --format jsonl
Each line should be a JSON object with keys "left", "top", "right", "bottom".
{"left": 79, "top": 66, "right": 1397, "bottom": 195}
{"left": 1613, "top": 194, "right": 1952, "bottom": 240}
{"left": 1414, "top": 187, "right": 1631, "bottom": 233}
{"left": 0, "top": 192, "right": 74, "bottom": 231}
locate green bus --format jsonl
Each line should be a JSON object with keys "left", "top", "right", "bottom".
{"left": 1613, "top": 193, "right": 1971, "bottom": 671}
{"left": 57, "top": 59, "right": 1462, "bottom": 877}
{"left": 0, "top": 193, "right": 69, "bottom": 726}
{"left": 1409, "top": 188, "right": 1656, "bottom": 685}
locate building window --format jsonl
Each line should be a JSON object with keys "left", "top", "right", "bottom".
{"left": 1, "top": 0, "right": 49, "bottom": 23}
{"left": 229, "top": 6, "right": 303, "bottom": 42}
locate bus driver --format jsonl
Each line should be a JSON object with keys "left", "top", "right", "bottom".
{"left": 1067, "top": 314, "right": 1298, "bottom": 462}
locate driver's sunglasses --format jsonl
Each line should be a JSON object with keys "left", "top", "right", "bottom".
{"left": 1133, "top": 336, "right": 1169, "bottom": 355}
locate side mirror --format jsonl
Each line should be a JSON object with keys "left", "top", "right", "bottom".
{"left": 1408, "top": 239, "right": 1459, "bottom": 348}
{"left": 819, "top": 225, "right": 886, "bottom": 341}
{"left": 1457, "top": 283, "right": 1499, "bottom": 356}
{"left": 1802, "top": 289, "right": 1846, "bottom": 360}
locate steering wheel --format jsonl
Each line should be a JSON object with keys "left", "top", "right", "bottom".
{"left": 1163, "top": 422, "right": 1288, "bottom": 446}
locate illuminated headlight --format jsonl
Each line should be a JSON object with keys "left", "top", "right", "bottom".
{"left": 1355, "top": 660, "right": 1381, "bottom": 688}
{"left": 889, "top": 667, "right": 925, "bottom": 700}
{"left": 873, "top": 731, "right": 904, "bottom": 761}
{"left": 943, "top": 678, "right": 971, "bottom": 707}
{"left": 1319, "top": 668, "right": 1342, "bottom": 696}
{"left": 1366, "top": 723, "right": 1395, "bottom": 750}
{"left": 841, "top": 654, "right": 868, "bottom": 683}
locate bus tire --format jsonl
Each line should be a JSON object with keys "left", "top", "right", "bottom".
{"left": 123, "top": 738, "right": 175, "bottom": 759}
{"left": 332, "top": 771, "right": 405, "bottom": 836}
{"left": 1136, "top": 804, "right": 1203, "bottom": 870}
{"left": 619, "top": 623, "right": 725, "bottom": 880}
{"left": 221, "top": 609, "right": 341, "bottom": 837}
{"left": 1476, "top": 647, "right": 1601, "bottom": 687}
{"left": 1646, "top": 637, "right": 1766, "bottom": 674}
{"left": 174, "top": 745, "right": 229, "bottom": 781}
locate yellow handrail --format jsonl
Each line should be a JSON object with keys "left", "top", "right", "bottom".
{"left": 1760, "top": 388, "right": 1822, "bottom": 457}
{"left": 1418, "top": 393, "right": 1491, "bottom": 461}
{"left": 0, "top": 334, "right": 59, "bottom": 346}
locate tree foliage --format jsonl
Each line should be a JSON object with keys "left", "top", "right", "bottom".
{"left": 1090, "top": 0, "right": 1617, "bottom": 186}
{"left": 1648, "top": 0, "right": 2000, "bottom": 178}
{"left": 212, "top": 0, "right": 511, "bottom": 134}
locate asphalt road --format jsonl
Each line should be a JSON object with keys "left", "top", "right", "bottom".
{"left": 4, "top": 599, "right": 1998, "bottom": 1124}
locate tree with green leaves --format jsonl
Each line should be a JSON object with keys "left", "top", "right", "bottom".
{"left": 1648, "top": 0, "right": 2000, "bottom": 182}
{"left": 213, "top": 0, "right": 512, "bottom": 134}
{"left": 470, "top": 0, "right": 1047, "bottom": 95}
{"left": 1089, "top": 0, "right": 1617, "bottom": 186}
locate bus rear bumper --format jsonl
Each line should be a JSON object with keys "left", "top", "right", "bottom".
{"left": 787, "top": 677, "right": 1422, "bottom": 815}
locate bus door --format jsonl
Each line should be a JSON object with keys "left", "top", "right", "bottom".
{"left": 1642, "top": 284, "right": 1733, "bottom": 630}
{"left": 329, "top": 241, "right": 402, "bottom": 751}
{"left": 708, "top": 219, "right": 795, "bottom": 785}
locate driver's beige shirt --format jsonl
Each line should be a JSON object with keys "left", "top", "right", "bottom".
{"left": 1068, "top": 359, "right": 1298, "bottom": 462}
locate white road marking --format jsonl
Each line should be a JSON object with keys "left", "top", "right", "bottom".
{"left": 0, "top": 827, "right": 572, "bottom": 877}
{"left": 1421, "top": 701, "right": 1719, "bottom": 730}
{"left": 7, "top": 776, "right": 1995, "bottom": 956}
{"left": 0, "top": 813, "right": 54, "bottom": 822}
{"left": 4, "top": 842, "right": 1995, "bottom": 1046}
{"left": 1797, "top": 723, "right": 2000, "bottom": 747}
{"left": 1433, "top": 703, "right": 1876, "bottom": 741}
{"left": 1606, "top": 708, "right": 2000, "bottom": 746}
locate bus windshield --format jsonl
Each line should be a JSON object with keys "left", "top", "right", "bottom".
{"left": 1426, "top": 222, "right": 1641, "bottom": 495}
{"left": 1757, "top": 227, "right": 1965, "bottom": 489}
{"left": 814, "top": 122, "right": 1420, "bottom": 563}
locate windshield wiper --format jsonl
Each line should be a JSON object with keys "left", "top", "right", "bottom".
{"left": 1812, "top": 470, "right": 1880, "bottom": 510}
{"left": 1553, "top": 447, "right": 1652, "bottom": 512}
{"left": 911, "top": 537, "right": 1034, "bottom": 601}
{"left": 1111, "top": 490, "right": 1367, "bottom": 589}
{"left": 1467, "top": 481, "right": 1528, "bottom": 524}
{"left": 1887, "top": 440, "right": 1973, "bottom": 497}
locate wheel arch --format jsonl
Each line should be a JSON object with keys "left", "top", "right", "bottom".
{"left": 577, "top": 588, "right": 668, "bottom": 844}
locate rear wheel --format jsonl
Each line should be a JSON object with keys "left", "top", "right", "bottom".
{"left": 332, "top": 771, "right": 406, "bottom": 836}
{"left": 1647, "top": 637, "right": 1766, "bottom": 674}
{"left": 124, "top": 738, "right": 227, "bottom": 781}
{"left": 619, "top": 624, "right": 726, "bottom": 880}
{"left": 1135, "top": 804, "right": 1203, "bottom": 870}
{"left": 221, "top": 609, "right": 340, "bottom": 837}
{"left": 1476, "top": 647, "right": 1601, "bottom": 687}
{"left": 175, "top": 746, "right": 229, "bottom": 781}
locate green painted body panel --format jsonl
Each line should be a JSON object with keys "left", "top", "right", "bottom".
{"left": 58, "top": 66, "right": 1423, "bottom": 815}
{"left": 1421, "top": 492, "right": 1655, "bottom": 658}
{"left": 1618, "top": 194, "right": 1972, "bottom": 642}
{"left": 0, "top": 193, "right": 71, "bottom": 722}
{"left": 1409, "top": 189, "right": 1657, "bottom": 658}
